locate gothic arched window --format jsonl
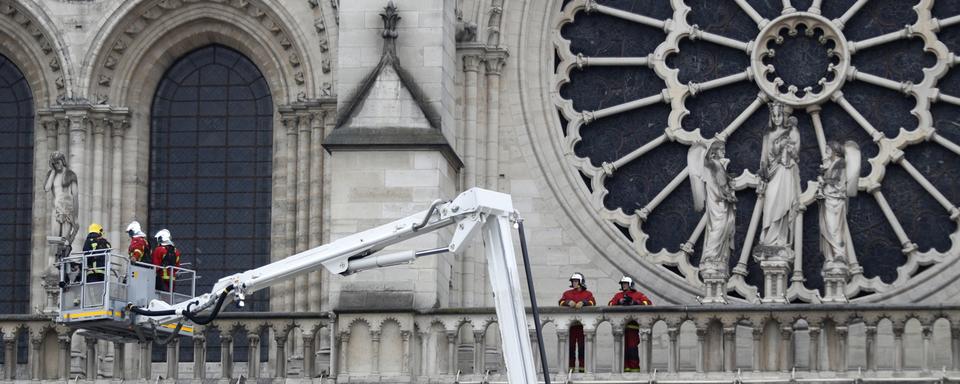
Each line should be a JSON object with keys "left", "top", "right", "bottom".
{"left": 150, "top": 45, "right": 273, "bottom": 313}
{"left": 0, "top": 54, "right": 33, "bottom": 314}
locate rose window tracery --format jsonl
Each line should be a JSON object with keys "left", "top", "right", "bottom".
{"left": 554, "top": 0, "right": 960, "bottom": 302}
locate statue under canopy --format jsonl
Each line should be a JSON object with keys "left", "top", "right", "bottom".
{"left": 43, "top": 151, "right": 79, "bottom": 248}
{"left": 757, "top": 101, "right": 801, "bottom": 248}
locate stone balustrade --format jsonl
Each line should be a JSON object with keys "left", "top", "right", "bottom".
{"left": 0, "top": 305, "right": 958, "bottom": 382}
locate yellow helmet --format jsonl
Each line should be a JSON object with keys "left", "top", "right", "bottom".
{"left": 88, "top": 223, "right": 103, "bottom": 234}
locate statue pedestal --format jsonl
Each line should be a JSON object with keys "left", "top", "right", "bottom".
{"left": 821, "top": 260, "right": 849, "bottom": 303}
{"left": 42, "top": 237, "right": 69, "bottom": 315}
{"left": 753, "top": 245, "right": 794, "bottom": 304}
{"left": 699, "top": 262, "right": 728, "bottom": 304}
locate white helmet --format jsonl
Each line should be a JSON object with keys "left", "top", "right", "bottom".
{"left": 155, "top": 229, "right": 172, "bottom": 245}
{"left": 126, "top": 221, "right": 145, "bottom": 237}
{"left": 619, "top": 276, "right": 634, "bottom": 290}
{"left": 569, "top": 272, "right": 586, "bottom": 288}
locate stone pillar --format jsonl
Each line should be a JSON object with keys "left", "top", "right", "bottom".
{"left": 67, "top": 113, "right": 89, "bottom": 251}
{"left": 921, "top": 324, "right": 932, "bottom": 373}
{"left": 307, "top": 111, "right": 324, "bottom": 312}
{"left": 752, "top": 327, "right": 763, "bottom": 372}
{"left": 700, "top": 267, "right": 729, "bottom": 304}
{"left": 84, "top": 337, "right": 97, "bottom": 379}
{"left": 641, "top": 328, "right": 653, "bottom": 373}
{"left": 612, "top": 328, "right": 623, "bottom": 373}
{"left": 338, "top": 333, "right": 349, "bottom": 375}
{"left": 283, "top": 115, "right": 299, "bottom": 311}
{"left": 865, "top": 325, "right": 877, "bottom": 372}
{"left": 90, "top": 118, "right": 107, "bottom": 226}
{"left": 667, "top": 327, "right": 679, "bottom": 373}
{"left": 755, "top": 246, "right": 793, "bottom": 303}
{"left": 837, "top": 326, "right": 848, "bottom": 372}
{"left": 822, "top": 258, "right": 850, "bottom": 303}
{"left": 247, "top": 333, "right": 260, "bottom": 379}
{"left": 29, "top": 334, "right": 42, "bottom": 380}
{"left": 112, "top": 341, "right": 124, "bottom": 380}
{"left": 557, "top": 330, "right": 568, "bottom": 372}
{"left": 31, "top": 118, "right": 52, "bottom": 312}
{"left": 193, "top": 335, "right": 206, "bottom": 380}
{"left": 445, "top": 331, "right": 456, "bottom": 374}
{"left": 529, "top": 330, "right": 540, "bottom": 374}
{"left": 401, "top": 331, "right": 412, "bottom": 374}
{"left": 461, "top": 52, "right": 483, "bottom": 307}
{"left": 58, "top": 333, "right": 71, "bottom": 379}
{"left": 585, "top": 330, "right": 596, "bottom": 373}
{"left": 56, "top": 117, "right": 69, "bottom": 156}
{"left": 274, "top": 333, "right": 287, "bottom": 378}
{"left": 372, "top": 330, "right": 382, "bottom": 375}
{"left": 952, "top": 325, "right": 960, "bottom": 371}
{"left": 809, "top": 326, "right": 820, "bottom": 372}
{"left": 302, "top": 331, "right": 316, "bottom": 378}
{"left": 138, "top": 342, "right": 149, "bottom": 379}
{"left": 108, "top": 119, "right": 126, "bottom": 250}
{"left": 780, "top": 327, "right": 793, "bottom": 372}
{"left": 165, "top": 337, "right": 179, "bottom": 379}
{"left": 473, "top": 330, "right": 485, "bottom": 374}
{"left": 295, "top": 112, "right": 311, "bottom": 312}
{"left": 723, "top": 327, "right": 736, "bottom": 372}
{"left": 893, "top": 325, "right": 904, "bottom": 374}
{"left": 696, "top": 328, "right": 707, "bottom": 373}
{"left": 221, "top": 334, "right": 233, "bottom": 379}
{"left": 3, "top": 333, "right": 14, "bottom": 380}
{"left": 484, "top": 51, "right": 507, "bottom": 191}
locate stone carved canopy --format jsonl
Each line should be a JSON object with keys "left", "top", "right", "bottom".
{"left": 552, "top": 0, "right": 960, "bottom": 303}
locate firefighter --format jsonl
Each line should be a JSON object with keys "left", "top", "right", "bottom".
{"left": 82, "top": 223, "right": 111, "bottom": 282}
{"left": 558, "top": 272, "right": 595, "bottom": 372}
{"left": 126, "top": 221, "right": 149, "bottom": 263}
{"left": 151, "top": 229, "right": 181, "bottom": 291}
{"left": 608, "top": 276, "right": 652, "bottom": 372}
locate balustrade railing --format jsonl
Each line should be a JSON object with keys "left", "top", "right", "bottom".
{"left": 0, "top": 305, "right": 957, "bottom": 382}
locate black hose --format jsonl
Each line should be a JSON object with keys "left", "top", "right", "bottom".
{"left": 517, "top": 220, "right": 551, "bottom": 383}
{"left": 128, "top": 306, "right": 176, "bottom": 316}
{"left": 182, "top": 289, "right": 230, "bottom": 325}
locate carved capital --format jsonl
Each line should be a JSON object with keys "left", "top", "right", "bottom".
{"left": 110, "top": 119, "right": 129, "bottom": 137}
{"left": 92, "top": 118, "right": 109, "bottom": 136}
{"left": 483, "top": 55, "right": 506, "bottom": 75}
{"left": 463, "top": 54, "right": 482, "bottom": 73}
{"left": 282, "top": 116, "right": 299, "bottom": 135}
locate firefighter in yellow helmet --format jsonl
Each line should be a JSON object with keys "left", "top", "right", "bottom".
{"left": 82, "top": 223, "right": 111, "bottom": 282}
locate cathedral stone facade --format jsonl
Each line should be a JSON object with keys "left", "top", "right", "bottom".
{"left": 0, "top": 0, "right": 959, "bottom": 381}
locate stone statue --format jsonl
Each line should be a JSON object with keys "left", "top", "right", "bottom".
{"left": 757, "top": 101, "right": 801, "bottom": 248}
{"left": 817, "top": 141, "right": 860, "bottom": 265}
{"left": 689, "top": 140, "right": 737, "bottom": 303}
{"left": 43, "top": 151, "right": 79, "bottom": 248}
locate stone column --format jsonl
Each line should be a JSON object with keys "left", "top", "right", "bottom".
{"left": 221, "top": 334, "right": 234, "bottom": 379}
{"left": 372, "top": 330, "right": 382, "bottom": 375}
{"left": 667, "top": 327, "right": 679, "bottom": 373}
{"left": 780, "top": 327, "right": 793, "bottom": 372}
{"left": 90, "top": 118, "right": 107, "bottom": 229}
{"left": 283, "top": 115, "right": 299, "bottom": 311}
{"left": 952, "top": 325, "right": 960, "bottom": 372}
{"left": 67, "top": 113, "right": 89, "bottom": 251}
{"left": 58, "top": 333, "right": 71, "bottom": 379}
{"left": 108, "top": 119, "right": 126, "bottom": 249}
{"left": 3, "top": 333, "right": 14, "bottom": 380}
{"left": 56, "top": 117, "right": 69, "bottom": 155}
{"left": 401, "top": 331, "right": 412, "bottom": 374}
{"left": 723, "top": 327, "right": 737, "bottom": 372}
{"left": 641, "top": 328, "right": 653, "bottom": 373}
{"left": 193, "top": 335, "right": 206, "bottom": 380}
{"left": 112, "top": 341, "right": 124, "bottom": 380}
{"left": 473, "top": 330, "right": 485, "bottom": 374}
{"left": 270, "top": 112, "right": 289, "bottom": 312}
{"left": 809, "top": 326, "right": 820, "bottom": 372}
{"left": 247, "top": 333, "right": 260, "bottom": 378}
{"left": 302, "top": 331, "right": 316, "bottom": 378}
{"left": 274, "top": 333, "right": 287, "bottom": 378}
{"left": 865, "top": 324, "right": 877, "bottom": 372}
{"left": 84, "top": 337, "right": 97, "bottom": 379}
{"left": 138, "top": 342, "right": 149, "bottom": 379}
{"left": 922, "top": 324, "right": 932, "bottom": 373}
{"left": 585, "top": 330, "right": 596, "bottom": 373}
{"left": 461, "top": 53, "right": 483, "bottom": 307}
{"left": 529, "top": 330, "right": 540, "bottom": 374}
{"left": 893, "top": 325, "right": 904, "bottom": 373}
{"left": 308, "top": 111, "right": 324, "bottom": 312}
{"left": 483, "top": 52, "right": 507, "bottom": 191}
{"left": 696, "top": 327, "right": 706, "bottom": 373}
{"left": 752, "top": 327, "right": 763, "bottom": 372}
{"left": 612, "top": 328, "right": 623, "bottom": 373}
{"left": 295, "top": 112, "right": 311, "bottom": 312}
{"left": 339, "top": 332, "right": 350, "bottom": 375}
{"left": 755, "top": 246, "right": 793, "bottom": 303}
{"left": 29, "top": 334, "right": 42, "bottom": 380}
{"left": 445, "top": 331, "right": 456, "bottom": 374}
{"left": 418, "top": 332, "right": 429, "bottom": 375}
{"left": 557, "top": 330, "right": 568, "bottom": 372}
{"left": 837, "top": 326, "right": 848, "bottom": 372}
{"left": 166, "top": 337, "right": 179, "bottom": 379}
{"left": 31, "top": 118, "right": 51, "bottom": 312}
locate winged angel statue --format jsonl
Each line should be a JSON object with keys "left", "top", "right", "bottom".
{"left": 688, "top": 140, "right": 737, "bottom": 277}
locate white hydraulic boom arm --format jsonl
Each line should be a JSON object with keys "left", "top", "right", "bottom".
{"left": 130, "top": 188, "right": 538, "bottom": 383}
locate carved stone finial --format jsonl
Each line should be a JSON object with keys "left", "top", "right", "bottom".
{"left": 380, "top": 1, "right": 400, "bottom": 39}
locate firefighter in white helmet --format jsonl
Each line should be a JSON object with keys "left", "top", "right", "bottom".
{"left": 126, "top": 221, "right": 149, "bottom": 263}
{"left": 558, "top": 272, "right": 595, "bottom": 372}
{"left": 608, "top": 275, "right": 653, "bottom": 371}
{"left": 151, "top": 229, "right": 181, "bottom": 291}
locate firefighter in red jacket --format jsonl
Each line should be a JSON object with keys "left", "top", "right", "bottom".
{"left": 151, "top": 229, "right": 181, "bottom": 291}
{"left": 608, "top": 276, "right": 652, "bottom": 371}
{"left": 559, "top": 272, "right": 595, "bottom": 372}
{"left": 126, "top": 221, "right": 149, "bottom": 263}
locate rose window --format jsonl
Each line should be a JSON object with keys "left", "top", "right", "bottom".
{"left": 554, "top": 0, "right": 960, "bottom": 302}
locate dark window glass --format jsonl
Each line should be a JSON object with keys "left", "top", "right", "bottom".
{"left": 150, "top": 45, "right": 272, "bottom": 309}
{"left": 0, "top": 54, "right": 33, "bottom": 314}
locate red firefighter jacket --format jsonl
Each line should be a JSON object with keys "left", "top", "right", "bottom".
{"left": 608, "top": 289, "right": 652, "bottom": 306}
{"left": 559, "top": 288, "right": 596, "bottom": 307}
{"left": 128, "top": 236, "right": 149, "bottom": 262}
{"left": 151, "top": 244, "right": 181, "bottom": 282}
